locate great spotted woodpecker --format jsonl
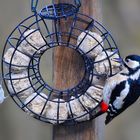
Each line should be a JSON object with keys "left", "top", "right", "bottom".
{"left": 101, "top": 55, "right": 140, "bottom": 124}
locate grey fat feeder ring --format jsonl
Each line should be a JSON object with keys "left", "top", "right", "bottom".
{"left": 1, "top": 0, "right": 122, "bottom": 125}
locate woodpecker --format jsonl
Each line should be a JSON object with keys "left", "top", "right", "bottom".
{"left": 101, "top": 55, "right": 140, "bottom": 124}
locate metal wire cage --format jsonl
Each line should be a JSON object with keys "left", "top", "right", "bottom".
{"left": 31, "top": 0, "right": 81, "bottom": 19}
{"left": 2, "top": 1, "right": 122, "bottom": 125}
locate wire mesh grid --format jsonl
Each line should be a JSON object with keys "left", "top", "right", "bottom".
{"left": 31, "top": 0, "right": 81, "bottom": 19}
{"left": 2, "top": 2, "right": 122, "bottom": 125}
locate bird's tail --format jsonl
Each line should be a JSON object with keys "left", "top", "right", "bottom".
{"left": 105, "top": 113, "right": 114, "bottom": 125}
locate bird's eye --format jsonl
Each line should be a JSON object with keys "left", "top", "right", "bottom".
{"left": 125, "top": 59, "right": 129, "bottom": 62}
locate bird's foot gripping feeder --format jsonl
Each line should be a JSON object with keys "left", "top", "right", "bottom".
{"left": 2, "top": 0, "right": 122, "bottom": 125}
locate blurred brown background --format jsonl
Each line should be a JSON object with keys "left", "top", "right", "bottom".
{"left": 0, "top": 0, "right": 140, "bottom": 140}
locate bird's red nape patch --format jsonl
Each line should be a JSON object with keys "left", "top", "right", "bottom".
{"left": 100, "top": 101, "right": 109, "bottom": 113}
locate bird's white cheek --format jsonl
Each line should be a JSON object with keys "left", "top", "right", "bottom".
{"left": 127, "top": 60, "right": 139, "bottom": 69}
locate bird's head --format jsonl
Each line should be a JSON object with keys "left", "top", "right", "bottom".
{"left": 124, "top": 55, "right": 140, "bottom": 71}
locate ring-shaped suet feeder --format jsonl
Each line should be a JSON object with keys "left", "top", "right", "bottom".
{"left": 2, "top": 0, "right": 122, "bottom": 125}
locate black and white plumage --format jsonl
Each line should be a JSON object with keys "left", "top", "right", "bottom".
{"left": 103, "top": 55, "right": 140, "bottom": 124}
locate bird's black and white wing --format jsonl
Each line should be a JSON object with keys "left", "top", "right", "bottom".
{"left": 105, "top": 80, "right": 130, "bottom": 124}
{"left": 103, "top": 73, "right": 128, "bottom": 104}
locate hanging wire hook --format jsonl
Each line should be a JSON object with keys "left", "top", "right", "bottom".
{"left": 75, "top": 0, "right": 81, "bottom": 8}
{"left": 31, "top": 0, "right": 81, "bottom": 14}
{"left": 31, "top": 0, "right": 39, "bottom": 13}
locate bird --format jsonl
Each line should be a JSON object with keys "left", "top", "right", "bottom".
{"left": 100, "top": 55, "right": 140, "bottom": 124}
{"left": 0, "top": 84, "right": 6, "bottom": 104}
